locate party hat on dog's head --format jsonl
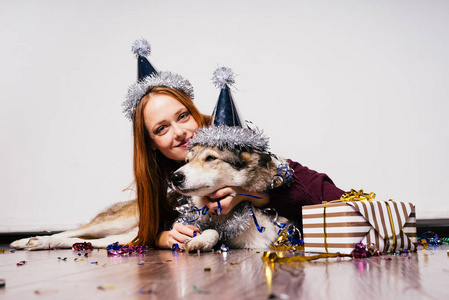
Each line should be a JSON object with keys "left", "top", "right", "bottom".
{"left": 189, "top": 66, "right": 269, "bottom": 152}
{"left": 122, "top": 39, "right": 195, "bottom": 121}
{"left": 210, "top": 67, "right": 246, "bottom": 128}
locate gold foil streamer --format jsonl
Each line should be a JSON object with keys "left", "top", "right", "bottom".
{"left": 262, "top": 251, "right": 351, "bottom": 263}
{"left": 270, "top": 245, "right": 304, "bottom": 251}
{"left": 421, "top": 238, "right": 428, "bottom": 252}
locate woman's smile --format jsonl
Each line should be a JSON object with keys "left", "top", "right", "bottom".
{"left": 177, "top": 137, "right": 191, "bottom": 148}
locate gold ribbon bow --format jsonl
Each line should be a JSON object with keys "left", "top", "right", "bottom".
{"left": 338, "top": 189, "right": 376, "bottom": 202}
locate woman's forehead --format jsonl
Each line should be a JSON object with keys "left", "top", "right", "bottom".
{"left": 145, "top": 94, "right": 184, "bottom": 112}
{"left": 144, "top": 95, "right": 186, "bottom": 124}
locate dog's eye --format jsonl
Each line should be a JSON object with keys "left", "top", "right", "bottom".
{"left": 205, "top": 155, "right": 216, "bottom": 162}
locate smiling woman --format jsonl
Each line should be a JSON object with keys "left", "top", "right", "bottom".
{"left": 131, "top": 85, "right": 208, "bottom": 248}
{"left": 143, "top": 92, "right": 201, "bottom": 162}
{"left": 121, "top": 39, "right": 210, "bottom": 248}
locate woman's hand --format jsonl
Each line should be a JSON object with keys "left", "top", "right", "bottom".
{"left": 156, "top": 223, "right": 200, "bottom": 250}
{"left": 203, "top": 186, "right": 270, "bottom": 215}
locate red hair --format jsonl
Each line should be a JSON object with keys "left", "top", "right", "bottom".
{"left": 131, "top": 87, "right": 207, "bottom": 246}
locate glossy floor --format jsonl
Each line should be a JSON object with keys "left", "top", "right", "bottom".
{"left": 0, "top": 245, "right": 447, "bottom": 299}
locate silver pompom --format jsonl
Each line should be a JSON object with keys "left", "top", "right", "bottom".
{"left": 122, "top": 71, "right": 195, "bottom": 121}
{"left": 189, "top": 126, "right": 270, "bottom": 152}
{"left": 131, "top": 39, "right": 151, "bottom": 57}
{"left": 212, "top": 66, "right": 236, "bottom": 89}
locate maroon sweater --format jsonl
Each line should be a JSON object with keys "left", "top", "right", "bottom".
{"left": 266, "top": 159, "right": 345, "bottom": 230}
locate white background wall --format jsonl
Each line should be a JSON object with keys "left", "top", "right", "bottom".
{"left": 1, "top": 0, "right": 448, "bottom": 232}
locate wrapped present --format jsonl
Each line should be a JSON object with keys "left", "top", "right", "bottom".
{"left": 302, "top": 195, "right": 417, "bottom": 254}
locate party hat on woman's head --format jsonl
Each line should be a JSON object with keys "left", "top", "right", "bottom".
{"left": 210, "top": 67, "right": 246, "bottom": 128}
{"left": 123, "top": 39, "right": 194, "bottom": 121}
{"left": 131, "top": 39, "right": 157, "bottom": 80}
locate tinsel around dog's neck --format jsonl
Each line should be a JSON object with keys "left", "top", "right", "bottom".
{"left": 175, "top": 201, "right": 254, "bottom": 241}
{"left": 188, "top": 126, "right": 269, "bottom": 152}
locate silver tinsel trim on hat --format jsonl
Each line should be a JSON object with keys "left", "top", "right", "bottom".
{"left": 189, "top": 126, "right": 270, "bottom": 152}
{"left": 122, "top": 71, "right": 195, "bottom": 121}
{"left": 131, "top": 39, "right": 151, "bottom": 57}
{"left": 212, "top": 66, "right": 236, "bottom": 89}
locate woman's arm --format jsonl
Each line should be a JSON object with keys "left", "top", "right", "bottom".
{"left": 266, "top": 159, "right": 345, "bottom": 222}
{"left": 203, "top": 186, "right": 270, "bottom": 215}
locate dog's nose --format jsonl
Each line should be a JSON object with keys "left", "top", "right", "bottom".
{"left": 171, "top": 172, "right": 185, "bottom": 187}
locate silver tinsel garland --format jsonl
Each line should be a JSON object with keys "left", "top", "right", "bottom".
{"left": 203, "top": 202, "right": 253, "bottom": 241}
{"left": 175, "top": 201, "right": 253, "bottom": 241}
{"left": 188, "top": 126, "right": 270, "bottom": 152}
{"left": 122, "top": 71, "right": 195, "bottom": 121}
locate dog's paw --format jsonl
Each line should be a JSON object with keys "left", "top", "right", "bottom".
{"left": 22, "top": 236, "right": 55, "bottom": 250}
{"left": 185, "top": 229, "right": 219, "bottom": 252}
{"left": 10, "top": 238, "right": 33, "bottom": 249}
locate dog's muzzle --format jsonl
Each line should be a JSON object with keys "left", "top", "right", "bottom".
{"left": 171, "top": 172, "right": 185, "bottom": 188}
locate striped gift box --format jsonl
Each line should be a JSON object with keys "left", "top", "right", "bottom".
{"left": 302, "top": 200, "right": 417, "bottom": 254}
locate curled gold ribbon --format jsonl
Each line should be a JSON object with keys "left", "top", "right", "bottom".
{"left": 272, "top": 229, "right": 290, "bottom": 247}
{"left": 338, "top": 189, "right": 376, "bottom": 202}
{"left": 270, "top": 227, "right": 304, "bottom": 251}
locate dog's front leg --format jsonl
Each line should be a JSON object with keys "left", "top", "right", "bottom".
{"left": 184, "top": 229, "right": 219, "bottom": 252}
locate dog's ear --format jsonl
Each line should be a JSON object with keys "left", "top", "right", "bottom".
{"left": 238, "top": 150, "right": 271, "bottom": 167}
{"left": 238, "top": 151, "right": 253, "bottom": 167}
{"left": 256, "top": 151, "right": 272, "bottom": 167}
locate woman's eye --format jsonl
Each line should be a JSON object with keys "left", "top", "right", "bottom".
{"left": 179, "top": 112, "right": 190, "bottom": 121}
{"left": 205, "top": 155, "right": 216, "bottom": 162}
{"left": 156, "top": 125, "right": 167, "bottom": 135}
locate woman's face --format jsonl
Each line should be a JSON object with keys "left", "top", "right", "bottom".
{"left": 144, "top": 93, "right": 199, "bottom": 162}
